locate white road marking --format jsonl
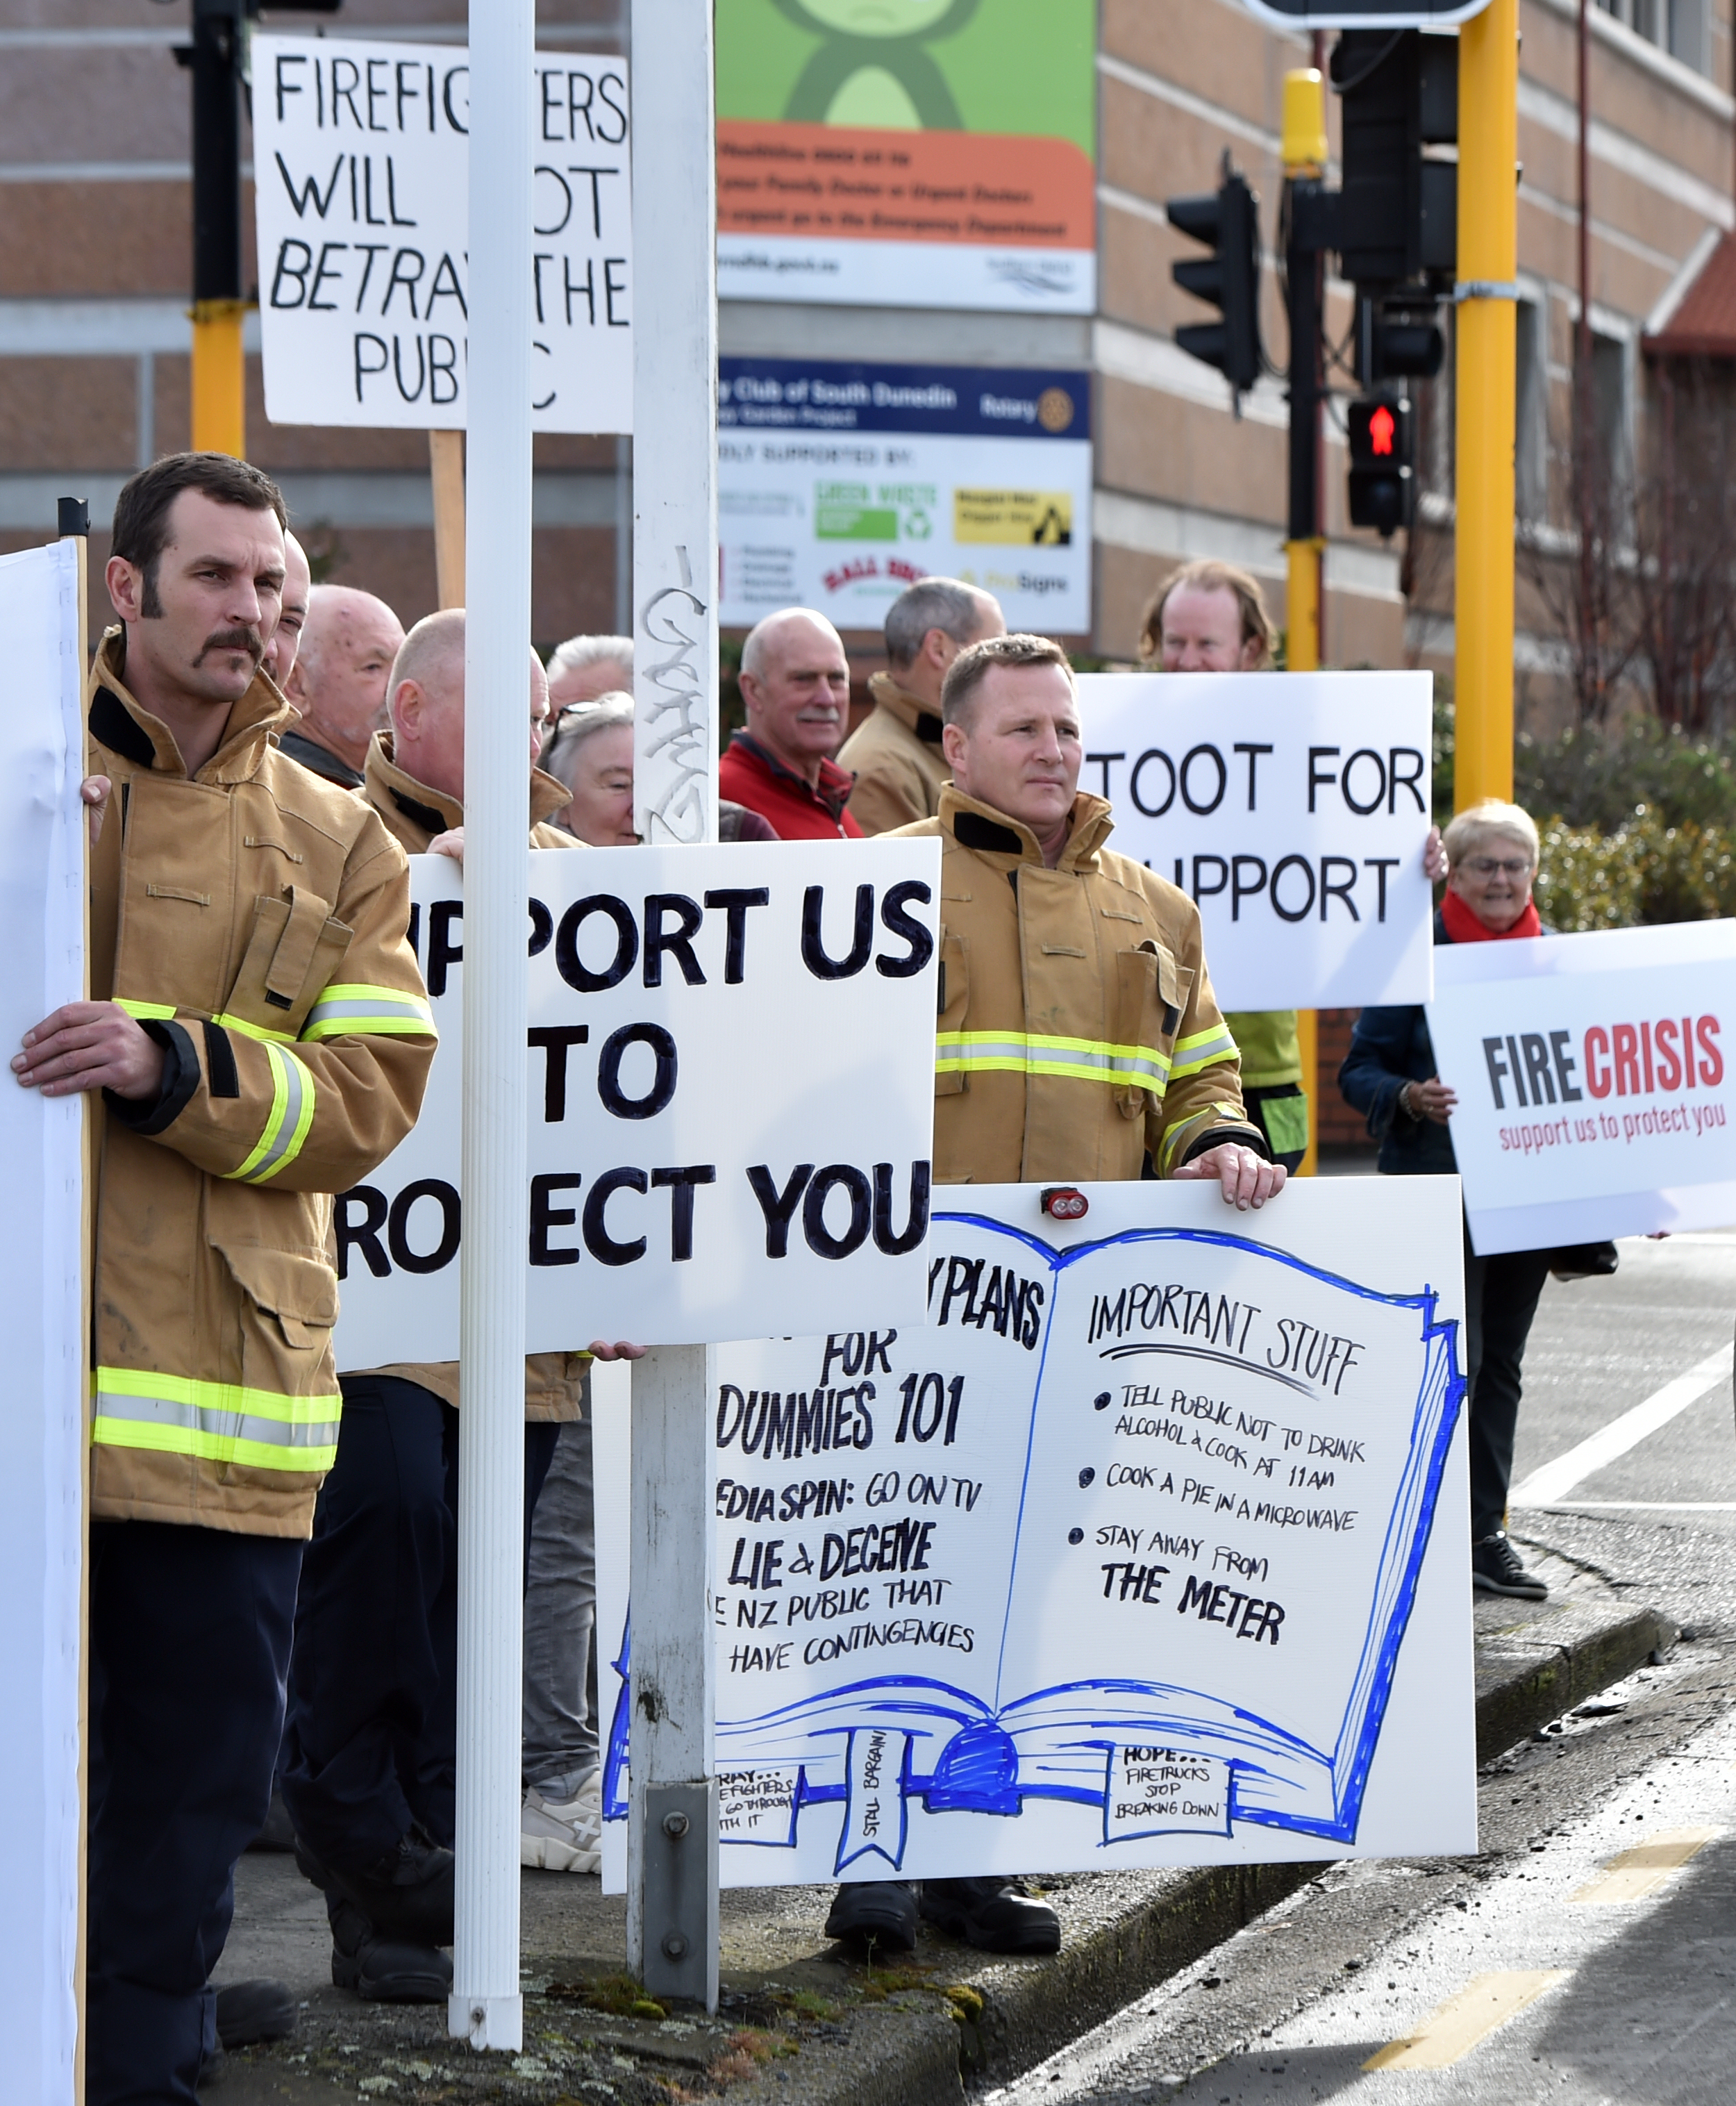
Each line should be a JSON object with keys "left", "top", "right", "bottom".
{"left": 1510, "top": 1343, "right": 1733, "bottom": 1506}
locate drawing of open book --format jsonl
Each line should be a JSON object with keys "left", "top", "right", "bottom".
{"left": 601, "top": 1191, "right": 1469, "bottom": 1882}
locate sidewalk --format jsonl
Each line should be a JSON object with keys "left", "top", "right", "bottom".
{"left": 214, "top": 1551, "right": 1673, "bottom": 2105}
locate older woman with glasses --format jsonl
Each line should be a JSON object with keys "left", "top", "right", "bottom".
{"left": 1339, "top": 799, "right": 1555, "bottom": 1603}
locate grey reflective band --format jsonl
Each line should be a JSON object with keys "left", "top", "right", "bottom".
{"left": 94, "top": 1387, "right": 341, "bottom": 1452}
{"left": 1455, "top": 281, "right": 1521, "bottom": 302}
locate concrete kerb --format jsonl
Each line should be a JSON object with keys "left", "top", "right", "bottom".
{"left": 216, "top": 1582, "right": 1670, "bottom": 2104}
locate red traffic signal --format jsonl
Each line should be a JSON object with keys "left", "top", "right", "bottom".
{"left": 1369, "top": 403, "right": 1396, "bottom": 456}
{"left": 1347, "top": 394, "right": 1413, "bottom": 536}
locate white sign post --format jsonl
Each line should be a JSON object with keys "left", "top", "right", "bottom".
{"left": 252, "top": 31, "right": 632, "bottom": 434}
{"left": 1074, "top": 672, "right": 1435, "bottom": 1011}
{"left": 628, "top": 0, "right": 724, "bottom": 2012}
{"left": 1426, "top": 921, "right": 1736, "bottom": 1253}
{"left": 595, "top": 1177, "right": 1478, "bottom": 1886}
{"left": 449, "top": 0, "right": 534, "bottom": 2055}
{"left": 0, "top": 538, "right": 85, "bottom": 2105}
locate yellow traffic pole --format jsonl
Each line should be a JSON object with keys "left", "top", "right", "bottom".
{"left": 1283, "top": 67, "right": 1326, "bottom": 1175}
{"left": 1453, "top": 0, "right": 1519, "bottom": 809}
{"left": 190, "top": 299, "right": 247, "bottom": 458}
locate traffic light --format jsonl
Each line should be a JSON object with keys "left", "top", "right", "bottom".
{"left": 1330, "top": 30, "right": 1457, "bottom": 289}
{"left": 1167, "top": 161, "right": 1263, "bottom": 395}
{"left": 1358, "top": 294, "right": 1446, "bottom": 385}
{"left": 1347, "top": 394, "right": 1414, "bottom": 536}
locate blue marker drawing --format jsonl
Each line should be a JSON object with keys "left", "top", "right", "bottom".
{"left": 604, "top": 1211, "right": 1465, "bottom": 1869}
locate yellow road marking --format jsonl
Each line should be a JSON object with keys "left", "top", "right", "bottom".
{"left": 1364, "top": 1971, "right": 1568, "bottom": 2070}
{"left": 1569, "top": 1826, "right": 1719, "bottom": 1904}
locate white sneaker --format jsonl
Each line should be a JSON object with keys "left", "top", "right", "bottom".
{"left": 521, "top": 1771, "right": 601, "bottom": 1873}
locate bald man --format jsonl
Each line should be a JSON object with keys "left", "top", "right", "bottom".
{"left": 718, "top": 606, "right": 862, "bottom": 840}
{"left": 261, "top": 530, "right": 312, "bottom": 690}
{"left": 281, "top": 584, "right": 407, "bottom": 790}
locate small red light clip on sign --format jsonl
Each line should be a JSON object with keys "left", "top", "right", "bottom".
{"left": 1040, "top": 1186, "right": 1089, "bottom": 1222}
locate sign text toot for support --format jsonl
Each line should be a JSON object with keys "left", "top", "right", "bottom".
{"left": 253, "top": 33, "right": 631, "bottom": 433}
{"left": 1426, "top": 920, "right": 1736, "bottom": 1254}
{"left": 1073, "top": 672, "right": 1434, "bottom": 1011}
{"left": 330, "top": 840, "right": 941, "bottom": 1363}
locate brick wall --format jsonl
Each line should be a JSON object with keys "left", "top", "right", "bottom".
{"left": 1315, "top": 1009, "right": 1373, "bottom": 1156}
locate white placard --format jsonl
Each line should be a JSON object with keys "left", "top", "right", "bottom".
{"left": 1074, "top": 672, "right": 1435, "bottom": 1012}
{"left": 253, "top": 34, "right": 631, "bottom": 433}
{"left": 599, "top": 1176, "right": 1476, "bottom": 1886}
{"left": 0, "top": 540, "right": 85, "bottom": 2100}
{"left": 332, "top": 839, "right": 940, "bottom": 1362}
{"left": 1426, "top": 921, "right": 1736, "bottom": 1254}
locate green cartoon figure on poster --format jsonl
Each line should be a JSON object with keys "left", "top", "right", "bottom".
{"left": 772, "top": 0, "right": 980, "bottom": 129}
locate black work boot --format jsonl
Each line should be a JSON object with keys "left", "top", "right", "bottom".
{"left": 920, "top": 1877, "right": 1060, "bottom": 1954}
{"left": 824, "top": 1880, "right": 919, "bottom": 1951}
{"left": 330, "top": 1898, "right": 453, "bottom": 2003}
{"left": 215, "top": 1978, "right": 297, "bottom": 2047}
{"left": 297, "top": 1825, "right": 455, "bottom": 1947}
{"left": 1472, "top": 1532, "right": 1549, "bottom": 1600}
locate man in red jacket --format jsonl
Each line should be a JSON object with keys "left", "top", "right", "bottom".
{"left": 719, "top": 607, "right": 864, "bottom": 840}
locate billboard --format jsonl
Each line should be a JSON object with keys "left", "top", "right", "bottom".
{"left": 719, "top": 356, "right": 1092, "bottom": 634}
{"left": 715, "top": 0, "right": 1096, "bottom": 313}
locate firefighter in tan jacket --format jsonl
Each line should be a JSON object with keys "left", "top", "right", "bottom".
{"left": 280, "top": 609, "right": 634, "bottom": 2003}
{"left": 840, "top": 574, "right": 1003, "bottom": 836}
{"left": 12, "top": 456, "right": 435, "bottom": 2105}
{"left": 821, "top": 633, "right": 1285, "bottom": 1964}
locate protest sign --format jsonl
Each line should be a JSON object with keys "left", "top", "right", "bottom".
{"left": 1074, "top": 672, "right": 1435, "bottom": 1011}
{"left": 331, "top": 838, "right": 940, "bottom": 1363}
{"left": 0, "top": 540, "right": 85, "bottom": 2098}
{"left": 719, "top": 358, "right": 1091, "bottom": 634}
{"left": 596, "top": 1175, "right": 1475, "bottom": 1886}
{"left": 1426, "top": 920, "right": 1736, "bottom": 1254}
{"left": 253, "top": 34, "right": 631, "bottom": 433}
{"left": 715, "top": 0, "right": 1096, "bottom": 314}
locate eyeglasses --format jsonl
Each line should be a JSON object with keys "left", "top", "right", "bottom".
{"left": 1462, "top": 856, "right": 1533, "bottom": 878}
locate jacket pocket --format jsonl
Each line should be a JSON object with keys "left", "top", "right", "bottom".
{"left": 224, "top": 887, "right": 353, "bottom": 1038}
{"left": 935, "top": 929, "right": 969, "bottom": 1097}
{"left": 212, "top": 1238, "right": 340, "bottom": 1406}
{"left": 1115, "top": 942, "right": 1187, "bottom": 1120}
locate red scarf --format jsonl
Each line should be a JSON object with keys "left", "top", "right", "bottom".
{"left": 1441, "top": 888, "right": 1542, "bottom": 943}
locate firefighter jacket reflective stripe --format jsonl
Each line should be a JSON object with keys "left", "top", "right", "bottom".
{"left": 839, "top": 672, "right": 953, "bottom": 835}
{"left": 355, "top": 732, "right": 588, "bottom": 1422}
{"left": 887, "top": 787, "right": 1267, "bottom": 1186}
{"left": 85, "top": 631, "right": 437, "bottom": 1538}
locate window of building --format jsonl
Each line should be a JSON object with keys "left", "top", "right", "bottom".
{"left": 1515, "top": 296, "right": 1548, "bottom": 519}
{"left": 1595, "top": 0, "right": 1708, "bottom": 72}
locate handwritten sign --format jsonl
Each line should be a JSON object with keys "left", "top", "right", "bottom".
{"left": 252, "top": 33, "right": 631, "bottom": 433}
{"left": 331, "top": 839, "right": 940, "bottom": 1361}
{"left": 596, "top": 1176, "right": 1477, "bottom": 1885}
{"left": 0, "top": 540, "right": 85, "bottom": 2099}
{"left": 1074, "top": 672, "right": 1435, "bottom": 1011}
{"left": 1427, "top": 920, "right": 1736, "bottom": 1254}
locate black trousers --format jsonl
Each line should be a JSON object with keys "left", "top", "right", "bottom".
{"left": 1463, "top": 1236, "right": 1554, "bottom": 1542}
{"left": 281, "top": 1375, "right": 558, "bottom": 1871}
{"left": 86, "top": 1519, "right": 303, "bottom": 2106}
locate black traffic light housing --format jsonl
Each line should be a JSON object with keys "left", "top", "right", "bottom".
{"left": 1358, "top": 293, "right": 1446, "bottom": 385}
{"left": 1347, "top": 393, "right": 1414, "bottom": 536}
{"left": 1167, "top": 160, "right": 1264, "bottom": 396}
{"left": 1331, "top": 29, "right": 1457, "bottom": 289}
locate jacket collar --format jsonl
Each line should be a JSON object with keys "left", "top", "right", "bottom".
{"left": 867, "top": 671, "right": 946, "bottom": 747}
{"left": 729, "top": 730, "right": 854, "bottom": 821}
{"left": 937, "top": 784, "right": 1115, "bottom": 873}
{"left": 88, "top": 625, "right": 292, "bottom": 784}
{"left": 364, "top": 731, "right": 574, "bottom": 845}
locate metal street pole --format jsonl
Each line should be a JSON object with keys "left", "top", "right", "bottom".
{"left": 1453, "top": 0, "right": 1519, "bottom": 809}
{"left": 450, "top": 0, "right": 535, "bottom": 2055}
{"left": 187, "top": 0, "right": 247, "bottom": 456}
{"left": 628, "top": 0, "right": 722, "bottom": 2014}
{"left": 1283, "top": 65, "right": 1328, "bottom": 1177}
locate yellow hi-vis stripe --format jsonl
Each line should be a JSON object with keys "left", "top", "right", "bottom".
{"left": 116, "top": 997, "right": 176, "bottom": 1022}
{"left": 213, "top": 1011, "right": 294, "bottom": 1045}
{"left": 92, "top": 1366, "right": 340, "bottom": 1473}
{"left": 1171, "top": 1025, "right": 1239, "bottom": 1077}
{"left": 936, "top": 1030, "right": 1171, "bottom": 1091}
{"left": 301, "top": 983, "right": 437, "bottom": 1042}
{"left": 228, "top": 1041, "right": 317, "bottom": 1184}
